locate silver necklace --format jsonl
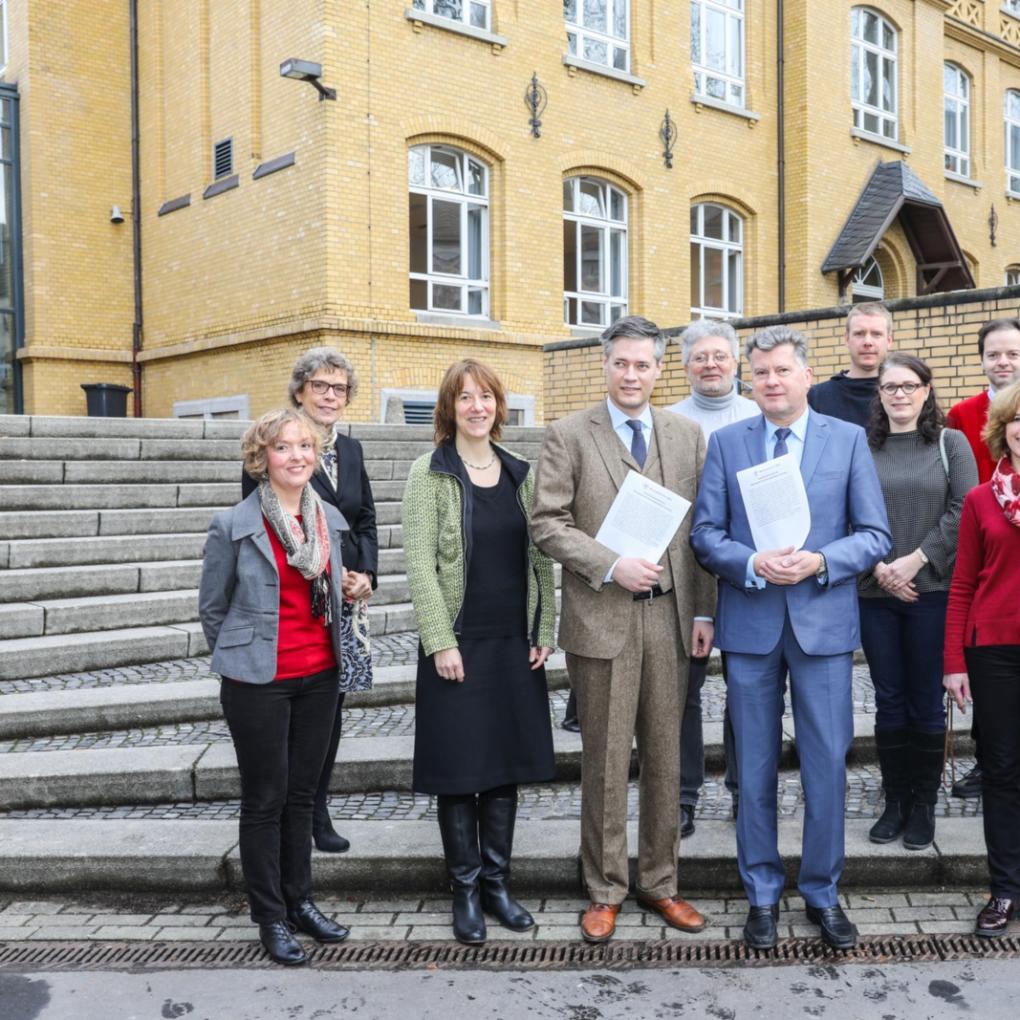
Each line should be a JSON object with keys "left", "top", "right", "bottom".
{"left": 460, "top": 450, "right": 496, "bottom": 470}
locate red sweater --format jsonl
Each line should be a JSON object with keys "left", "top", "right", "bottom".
{"left": 947, "top": 391, "right": 995, "bottom": 484}
{"left": 265, "top": 518, "right": 337, "bottom": 681}
{"left": 943, "top": 484, "right": 1020, "bottom": 674}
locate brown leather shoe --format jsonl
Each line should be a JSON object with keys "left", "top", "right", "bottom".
{"left": 975, "top": 896, "right": 1016, "bottom": 938}
{"left": 580, "top": 902, "right": 621, "bottom": 943}
{"left": 637, "top": 894, "right": 707, "bottom": 933}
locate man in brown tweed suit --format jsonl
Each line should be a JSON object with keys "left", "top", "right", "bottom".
{"left": 531, "top": 315, "right": 716, "bottom": 942}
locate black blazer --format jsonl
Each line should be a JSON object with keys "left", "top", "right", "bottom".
{"left": 242, "top": 432, "right": 379, "bottom": 587}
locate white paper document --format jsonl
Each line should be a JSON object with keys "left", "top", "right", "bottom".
{"left": 594, "top": 470, "right": 691, "bottom": 563}
{"left": 736, "top": 453, "right": 811, "bottom": 552}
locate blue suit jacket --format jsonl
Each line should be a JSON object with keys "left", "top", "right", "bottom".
{"left": 690, "top": 410, "right": 891, "bottom": 656}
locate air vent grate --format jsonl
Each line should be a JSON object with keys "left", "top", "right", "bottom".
{"left": 213, "top": 138, "right": 233, "bottom": 179}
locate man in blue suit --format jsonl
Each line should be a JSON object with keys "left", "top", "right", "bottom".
{"left": 690, "top": 325, "right": 891, "bottom": 951}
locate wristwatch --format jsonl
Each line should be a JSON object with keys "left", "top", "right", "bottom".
{"left": 815, "top": 552, "right": 829, "bottom": 584}
{"left": 916, "top": 548, "right": 929, "bottom": 566}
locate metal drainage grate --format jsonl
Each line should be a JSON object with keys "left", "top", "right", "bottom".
{"left": 2, "top": 935, "right": 1019, "bottom": 972}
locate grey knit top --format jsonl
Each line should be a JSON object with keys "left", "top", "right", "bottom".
{"left": 858, "top": 428, "right": 978, "bottom": 597}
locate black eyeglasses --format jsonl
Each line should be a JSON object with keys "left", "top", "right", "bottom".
{"left": 879, "top": 382, "right": 923, "bottom": 395}
{"left": 307, "top": 380, "right": 349, "bottom": 396}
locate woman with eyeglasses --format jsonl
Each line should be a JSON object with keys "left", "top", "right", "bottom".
{"left": 859, "top": 353, "right": 977, "bottom": 851}
{"left": 243, "top": 347, "right": 377, "bottom": 855}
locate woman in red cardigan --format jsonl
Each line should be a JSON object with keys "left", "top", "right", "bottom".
{"left": 944, "top": 379, "right": 1020, "bottom": 938}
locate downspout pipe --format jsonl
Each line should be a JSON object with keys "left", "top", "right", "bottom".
{"left": 129, "top": 0, "right": 143, "bottom": 416}
{"left": 776, "top": 0, "right": 786, "bottom": 313}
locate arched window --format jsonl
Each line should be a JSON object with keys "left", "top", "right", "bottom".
{"left": 851, "top": 256, "right": 884, "bottom": 300}
{"left": 944, "top": 64, "right": 970, "bottom": 177}
{"left": 690, "top": 203, "right": 743, "bottom": 317}
{"left": 1006, "top": 90, "right": 1020, "bottom": 196}
{"left": 691, "top": 0, "right": 745, "bottom": 108}
{"left": 408, "top": 144, "right": 489, "bottom": 317}
{"left": 563, "top": 176, "right": 628, "bottom": 328}
{"left": 1006, "top": 265, "right": 1020, "bottom": 286}
{"left": 851, "top": 7, "right": 898, "bottom": 141}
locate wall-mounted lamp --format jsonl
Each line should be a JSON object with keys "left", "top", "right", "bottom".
{"left": 279, "top": 59, "right": 336, "bottom": 101}
{"left": 110, "top": 205, "right": 125, "bottom": 224}
{"left": 523, "top": 72, "right": 547, "bottom": 138}
{"left": 659, "top": 110, "right": 678, "bottom": 169}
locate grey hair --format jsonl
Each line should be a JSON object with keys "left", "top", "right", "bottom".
{"left": 679, "top": 319, "right": 740, "bottom": 365}
{"left": 288, "top": 346, "right": 359, "bottom": 405}
{"left": 600, "top": 315, "right": 666, "bottom": 361}
{"left": 745, "top": 325, "right": 810, "bottom": 367}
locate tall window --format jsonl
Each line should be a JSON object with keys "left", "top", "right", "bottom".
{"left": 944, "top": 64, "right": 970, "bottom": 177}
{"left": 1006, "top": 266, "right": 1020, "bottom": 286}
{"left": 690, "top": 203, "right": 743, "bottom": 317}
{"left": 563, "top": 176, "right": 628, "bottom": 328}
{"left": 851, "top": 7, "right": 898, "bottom": 141}
{"left": 411, "top": 0, "right": 491, "bottom": 32}
{"left": 0, "top": 0, "right": 7, "bottom": 73}
{"left": 851, "top": 256, "right": 884, "bottom": 301}
{"left": 408, "top": 145, "right": 489, "bottom": 317}
{"left": 1006, "top": 90, "right": 1020, "bottom": 195}
{"left": 564, "top": 1, "right": 630, "bottom": 72}
{"left": 691, "top": 0, "right": 745, "bottom": 107}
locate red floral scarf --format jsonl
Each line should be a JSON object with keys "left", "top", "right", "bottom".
{"left": 990, "top": 456, "right": 1020, "bottom": 529}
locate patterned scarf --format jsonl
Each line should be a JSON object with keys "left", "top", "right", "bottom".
{"left": 991, "top": 456, "right": 1020, "bottom": 529}
{"left": 258, "top": 478, "right": 334, "bottom": 622}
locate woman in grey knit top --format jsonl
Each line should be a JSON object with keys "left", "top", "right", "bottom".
{"left": 860, "top": 354, "right": 978, "bottom": 852}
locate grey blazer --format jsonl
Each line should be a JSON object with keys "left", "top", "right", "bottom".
{"left": 198, "top": 490, "right": 350, "bottom": 684}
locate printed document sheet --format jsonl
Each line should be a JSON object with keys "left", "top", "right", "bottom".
{"left": 735, "top": 453, "right": 811, "bottom": 551}
{"left": 594, "top": 470, "right": 691, "bottom": 563}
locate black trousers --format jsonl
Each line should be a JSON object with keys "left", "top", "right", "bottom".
{"left": 966, "top": 645, "right": 1020, "bottom": 899}
{"left": 314, "top": 692, "right": 347, "bottom": 814}
{"left": 220, "top": 669, "right": 340, "bottom": 924}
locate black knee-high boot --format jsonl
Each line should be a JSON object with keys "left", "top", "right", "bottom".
{"left": 903, "top": 730, "right": 945, "bottom": 851}
{"left": 436, "top": 794, "right": 486, "bottom": 945}
{"left": 869, "top": 728, "right": 912, "bottom": 844}
{"left": 478, "top": 786, "right": 534, "bottom": 932}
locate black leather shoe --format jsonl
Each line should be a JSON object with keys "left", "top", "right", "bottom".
{"left": 259, "top": 920, "right": 307, "bottom": 966}
{"left": 951, "top": 763, "right": 983, "bottom": 799}
{"left": 743, "top": 904, "right": 779, "bottom": 949}
{"left": 561, "top": 715, "right": 581, "bottom": 733}
{"left": 975, "top": 897, "right": 1016, "bottom": 938}
{"left": 680, "top": 804, "right": 695, "bottom": 839}
{"left": 805, "top": 904, "right": 857, "bottom": 949}
{"left": 313, "top": 811, "right": 351, "bottom": 854}
{"left": 286, "top": 899, "right": 350, "bottom": 944}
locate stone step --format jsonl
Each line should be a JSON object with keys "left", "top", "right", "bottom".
{"left": 0, "top": 561, "right": 201, "bottom": 603}
{"left": 0, "top": 816, "right": 985, "bottom": 894}
{"left": 0, "top": 437, "right": 243, "bottom": 462}
{"left": 372, "top": 574, "right": 409, "bottom": 607}
{"left": 0, "top": 483, "right": 238, "bottom": 511}
{"left": 0, "top": 533, "right": 207, "bottom": 570}
{"left": 0, "top": 507, "right": 223, "bottom": 541}
{"left": 0, "top": 461, "right": 239, "bottom": 485}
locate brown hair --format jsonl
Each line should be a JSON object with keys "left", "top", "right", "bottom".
{"left": 982, "top": 379, "right": 1020, "bottom": 462}
{"left": 433, "top": 359, "right": 508, "bottom": 445}
{"left": 241, "top": 408, "right": 325, "bottom": 479}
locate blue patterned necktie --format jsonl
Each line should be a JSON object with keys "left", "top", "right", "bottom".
{"left": 626, "top": 419, "right": 647, "bottom": 469}
{"left": 773, "top": 427, "right": 791, "bottom": 459}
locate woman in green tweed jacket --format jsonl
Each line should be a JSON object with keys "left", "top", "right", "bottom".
{"left": 402, "top": 359, "right": 556, "bottom": 947}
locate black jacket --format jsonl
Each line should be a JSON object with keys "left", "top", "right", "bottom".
{"left": 242, "top": 431, "right": 379, "bottom": 586}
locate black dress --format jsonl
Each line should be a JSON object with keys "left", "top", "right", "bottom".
{"left": 412, "top": 468, "right": 556, "bottom": 795}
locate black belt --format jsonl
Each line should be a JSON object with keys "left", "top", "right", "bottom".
{"left": 633, "top": 584, "right": 670, "bottom": 601}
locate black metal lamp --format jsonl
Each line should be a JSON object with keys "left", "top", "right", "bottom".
{"left": 279, "top": 59, "right": 336, "bottom": 101}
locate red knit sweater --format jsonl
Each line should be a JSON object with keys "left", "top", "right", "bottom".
{"left": 265, "top": 518, "right": 337, "bottom": 681}
{"left": 947, "top": 391, "right": 995, "bottom": 484}
{"left": 943, "top": 484, "right": 1020, "bottom": 674}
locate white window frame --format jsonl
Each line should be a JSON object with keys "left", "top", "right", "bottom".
{"left": 1006, "top": 90, "right": 1020, "bottom": 196}
{"left": 690, "top": 203, "right": 744, "bottom": 318}
{"left": 0, "top": 0, "right": 7, "bottom": 74}
{"left": 564, "top": 0, "right": 630, "bottom": 74}
{"left": 851, "top": 7, "right": 898, "bottom": 142}
{"left": 691, "top": 0, "right": 745, "bottom": 109}
{"left": 563, "top": 176, "right": 628, "bottom": 329}
{"left": 410, "top": 0, "right": 490, "bottom": 33}
{"left": 1006, "top": 266, "right": 1020, "bottom": 286}
{"left": 379, "top": 387, "right": 535, "bottom": 426}
{"left": 173, "top": 394, "right": 251, "bottom": 420}
{"left": 408, "top": 144, "right": 490, "bottom": 318}
{"left": 851, "top": 256, "right": 884, "bottom": 300}
{"left": 944, "top": 63, "right": 971, "bottom": 178}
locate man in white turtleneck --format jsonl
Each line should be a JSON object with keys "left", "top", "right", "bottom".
{"left": 666, "top": 319, "right": 758, "bottom": 838}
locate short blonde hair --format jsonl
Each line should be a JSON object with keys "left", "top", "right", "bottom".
{"left": 982, "top": 379, "right": 1020, "bottom": 462}
{"left": 241, "top": 409, "right": 325, "bottom": 479}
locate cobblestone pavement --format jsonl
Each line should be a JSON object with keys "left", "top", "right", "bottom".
{"left": 0, "top": 758, "right": 983, "bottom": 822}
{"left": 0, "top": 889, "right": 1000, "bottom": 944}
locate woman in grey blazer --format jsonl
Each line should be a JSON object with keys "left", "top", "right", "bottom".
{"left": 199, "top": 408, "right": 352, "bottom": 967}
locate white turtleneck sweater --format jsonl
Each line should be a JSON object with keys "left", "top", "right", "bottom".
{"left": 665, "top": 385, "right": 759, "bottom": 437}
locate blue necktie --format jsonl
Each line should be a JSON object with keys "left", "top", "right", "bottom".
{"left": 773, "top": 427, "right": 791, "bottom": 459}
{"left": 626, "top": 419, "right": 647, "bottom": 469}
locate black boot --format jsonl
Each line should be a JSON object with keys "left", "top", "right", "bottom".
{"left": 478, "top": 788, "right": 534, "bottom": 932}
{"left": 903, "top": 729, "right": 944, "bottom": 851}
{"left": 869, "top": 728, "right": 912, "bottom": 844}
{"left": 312, "top": 805, "right": 351, "bottom": 854}
{"left": 437, "top": 795, "right": 486, "bottom": 945}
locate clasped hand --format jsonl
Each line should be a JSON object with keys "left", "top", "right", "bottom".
{"left": 753, "top": 547, "right": 821, "bottom": 586}
{"left": 612, "top": 557, "right": 663, "bottom": 593}
{"left": 872, "top": 554, "right": 921, "bottom": 603}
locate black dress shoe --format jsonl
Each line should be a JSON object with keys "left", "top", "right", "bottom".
{"left": 743, "top": 904, "right": 779, "bottom": 949}
{"left": 313, "top": 813, "right": 351, "bottom": 854}
{"left": 805, "top": 904, "right": 857, "bottom": 949}
{"left": 951, "top": 763, "right": 983, "bottom": 799}
{"left": 259, "top": 920, "right": 307, "bottom": 966}
{"left": 975, "top": 897, "right": 1016, "bottom": 938}
{"left": 286, "top": 899, "right": 351, "bottom": 944}
{"left": 561, "top": 715, "right": 581, "bottom": 733}
{"left": 680, "top": 804, "right": 695, "bottom": 839}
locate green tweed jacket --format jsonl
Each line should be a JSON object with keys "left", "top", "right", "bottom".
{"left": 401, "top": 440, "right": 557, "bottom": 656}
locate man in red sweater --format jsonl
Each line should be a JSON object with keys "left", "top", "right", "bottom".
{"left": 945, "top": 317, "right": 1020, "bottom": 798}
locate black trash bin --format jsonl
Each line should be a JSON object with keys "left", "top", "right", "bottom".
{"left": 81, "top": 383, "right": 133, "bottom": 417}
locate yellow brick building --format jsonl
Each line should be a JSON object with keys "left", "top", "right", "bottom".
{"left": 2, "top": 1, "right": 1020, "bottom": 420}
